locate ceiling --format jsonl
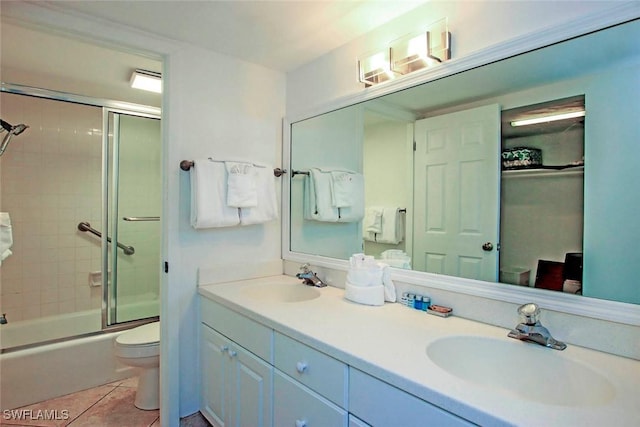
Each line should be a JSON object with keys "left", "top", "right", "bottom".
{"left": 40, "top": 0, "right": 429, "bottom": 73}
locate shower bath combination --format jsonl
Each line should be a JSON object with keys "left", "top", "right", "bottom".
{"left": 0, "top": 118, "right": 29, "bottom": 156}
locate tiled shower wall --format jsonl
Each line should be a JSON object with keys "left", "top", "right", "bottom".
{"left": 0, "top": 92, "right": 160, "bottom": 323}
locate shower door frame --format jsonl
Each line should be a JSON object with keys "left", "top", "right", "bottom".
{"left": 102, "top": 108, "right": 161, "bottom": 330}
{"left": 1, "top": 82, "right": 161, "bottom": 336}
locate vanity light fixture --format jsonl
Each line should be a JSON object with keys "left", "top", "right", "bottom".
{"left": 130, "top": 69, "right": 162, "bottom": 93}
{"left": 358, "top": 50, "right": 395, "bottom": 87}
{"left": 510, "top": 110, "right": 585, "bottom": 127}
{"left": 358, "top": 18, "right": 451, "bottom": 87}
{"left": 390, "top": 19, "right": 451, "bottom": 75}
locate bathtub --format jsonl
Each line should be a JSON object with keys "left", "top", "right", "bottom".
{"left": 0, "top": 300, "right": 158, "bottom": 410}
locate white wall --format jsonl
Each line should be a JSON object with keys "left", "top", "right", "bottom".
{"left": 286, "top": 1, "right": 620, "bottom": 115}
{"left": 165, "top": 43, "right": 285, "bottom": 419}
{"left": 1, "top": 3, "right": 285, "bottom": 425}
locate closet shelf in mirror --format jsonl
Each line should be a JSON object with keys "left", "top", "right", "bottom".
{"left": 502, "top": 165, "right": 583, "bottom": 179}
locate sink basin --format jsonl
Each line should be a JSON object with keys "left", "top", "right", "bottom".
{"left": 426, "top": 336, "right": 615, "bottom": 406}
{"left": 240, "top": 282, "right": 321, "bottom": 303}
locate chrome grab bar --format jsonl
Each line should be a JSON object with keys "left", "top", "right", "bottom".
{"left": 77, "top": 222, "right": 135, "bottom": 255}
{"left": 123, "top": 216, "right": 160, "bottom": 222}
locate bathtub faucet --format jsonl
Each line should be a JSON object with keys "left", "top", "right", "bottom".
{"left": 0, "top": 313, "right": 7, "bottom": 324}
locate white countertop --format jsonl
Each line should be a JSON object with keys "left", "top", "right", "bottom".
{"left": 199, "top": 275, "right": 640, "bottom": 427}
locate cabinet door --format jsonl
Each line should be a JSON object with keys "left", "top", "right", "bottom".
{"left": 200, "top": 324, "right": 229, "bottom": 427}
{"left": 228, "top": 345, "right": 273, "bottom": 427}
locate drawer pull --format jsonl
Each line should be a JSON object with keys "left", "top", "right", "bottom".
{"left": 221, "top": 345, "right": 229, "bottom": 353}
{"left": 295, "top": 419, "right": 307, "bottom": 427}
{"left": 296, "top": 361, "right": 308, "bottom": 374}
{"left": 228, "top": 350, "right": 237, "bottom": 357}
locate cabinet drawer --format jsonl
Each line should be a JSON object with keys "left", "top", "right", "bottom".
{"left": 200, "top": 297, "right": 272, "bottom": 362}
{"left": 349, "top": 369, "right": 474, "bottom": 427}
{"left": 274, "top": 332, "right": 348, "bottom": 407}
{"left": 274, "top": 370, "right": 347, "bottom": 427}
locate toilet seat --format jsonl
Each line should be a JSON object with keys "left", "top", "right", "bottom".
{"left": 115, "top": 322, "right": 160, "bottom": 358}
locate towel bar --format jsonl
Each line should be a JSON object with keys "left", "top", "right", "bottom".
{"left": 180, "top": 160, "right": 286, "bottom": 177}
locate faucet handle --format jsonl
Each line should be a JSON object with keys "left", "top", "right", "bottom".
{"left": 299, "top": 263, "right": 311, "bottom": 273}
{"left": 517, "top": 303, "right": 540, "bottom": 325}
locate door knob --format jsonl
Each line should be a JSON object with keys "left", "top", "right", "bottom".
{"left": 482, "top": 242, "right": 494, "bottom": 251}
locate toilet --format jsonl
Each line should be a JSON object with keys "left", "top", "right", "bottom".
{"left": 114, "top": 321, "right": 160, "bottom": 410}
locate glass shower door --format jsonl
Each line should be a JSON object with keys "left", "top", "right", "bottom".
{"left": 104, "top": 111, "right": 161, "bottom": 327}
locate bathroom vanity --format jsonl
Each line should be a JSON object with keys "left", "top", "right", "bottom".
{"left": 198, "top": 275, "right": 639, "bottom": 427}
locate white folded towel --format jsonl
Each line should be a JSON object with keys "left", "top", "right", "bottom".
{"left": 335, "top": 172, "right": 364, "bottom": 223}
{"left": 363, "top": 206, "right": 383, "bottom": 242}
{"left": 239, "top": 165, "right": 279, "bottom": 225}
{"left": 344, "top": 282, "right": 385, "bottom": 306}
{"left": 304, "top": 168, "right": 339, "bottom": 222}
{"left": 376, "top": 207, "right": 404, "bottom": 244}
{"left": 380, "top": 249, "right": 412, "bottom": 270}
{"left": 225, "top": 161, "right": 257, "bottom": 208}
{"left": 190, "top": 159, "right": 240, "bottom": 229}
{"left": 345, "top": 254, "right": 396, "bottom": 304}
{"left": 0, "top": 212, "right": 13, "bottom": 264}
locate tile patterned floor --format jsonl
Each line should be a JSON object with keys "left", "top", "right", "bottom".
{"left": 1, "top": 377, "right": 159, "bottom": 427}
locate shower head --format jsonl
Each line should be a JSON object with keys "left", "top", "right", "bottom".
{"left": 0, "top": 119, "right": 29, "bottom": 156}
{"left": 11, "top": 124, "right": 28, "bottom": 136}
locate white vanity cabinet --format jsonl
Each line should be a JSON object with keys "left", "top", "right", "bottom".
{"left": 200, "top": 294, "right": 473, "bottom": 427}
{"left": 349, "top": 369, "right": 473, "bottom": 427}
{"left": 273, "top": 332, "right": 349, "bottom": 426}
{"left": 200, "top": 299, "right": 273, "bottom": 427}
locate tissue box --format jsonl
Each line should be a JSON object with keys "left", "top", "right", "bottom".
{"left": 500, "top": 267, "right": 530, "bottom": 286}
{"left": 501, "top": 147, "right": 542, "bottom": 170}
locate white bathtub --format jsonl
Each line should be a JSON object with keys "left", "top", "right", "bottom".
{"left": 0, "top": 301, "right": 159, "bottom": 410}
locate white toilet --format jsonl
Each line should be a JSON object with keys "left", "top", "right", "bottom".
{"left": 114, "top": 321, "right": 160, "bottom": 410}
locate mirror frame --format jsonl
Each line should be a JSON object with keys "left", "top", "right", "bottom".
{"left": 283, "top": 4, "right": 640, "bottom": 326}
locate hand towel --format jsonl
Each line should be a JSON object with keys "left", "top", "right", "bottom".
{"left": 335, "top": 172, "right": 364, "bottom": 223}
{"left": 330, "top": 171, "right": 355, "bottom": 208}
{"left": 363, "top": 206, "right": 383, "bottom": 240}
{"left": 379, "top": 262, "right": 397, "bottom": 302}
{"left": 304, "top": 168, "right": 339, "bottom": 222}
{"left": 0, "top": 212, "right": 13, "bottom": 264}
{"left": 190, "top": 159, "right": 240, "bottom": 229}
{"left": 225, "top": 161, "right": 257, "bottom": 208}
{"left": 376, "top": 207, "right": 404, "bottom": 244}
{"left": 239, "top": 165, "right": 279, "bottom": 225}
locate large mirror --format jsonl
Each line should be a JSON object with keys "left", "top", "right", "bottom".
{"left": 289, "top": 18, "right": 640, "bottom": 306}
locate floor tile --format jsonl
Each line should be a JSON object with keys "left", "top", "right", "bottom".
{"left": 1, "top": 385, "right": 117, "bottom": 427}
{"left": 179, "top": 412, "right": 211, "bottom": 427}
{"left": 67, "top": 386, "right": 158, "bottom": 427}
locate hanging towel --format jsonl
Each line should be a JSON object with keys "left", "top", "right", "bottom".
{"left": 0, "top": 212, "right": 13, "bottom": 264}
{"left": 225, "top": 161, "right": 257, "bottom": 208}
{"left": 190, "top": 159, "right": 240, "bottom": 229}
{"left": 239, "top": 164, "right": 279, "bottom": 225}
{"left": 330, "top": 171, "right": 356, "bottom": 207}
{"left": 362, "top": 206, "right": 383, "bottom": 235}
{"left": 376, "top": 207, "right": 404, "bottom": 244}
{"left": 335, "top": 172, "right": 364, "bottom": 223}
{"left": 304, "top": 168, "right": 339, "bottom": 222}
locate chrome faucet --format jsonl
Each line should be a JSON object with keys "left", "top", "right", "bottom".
{"left": 0, "top": 313, "right": 7, "bottom": 324}
{"left": 508, "top": 303, "right": 566, "bottom": 350}
{"left": 296, "top": 264, "right": 326, "bottom": 287}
